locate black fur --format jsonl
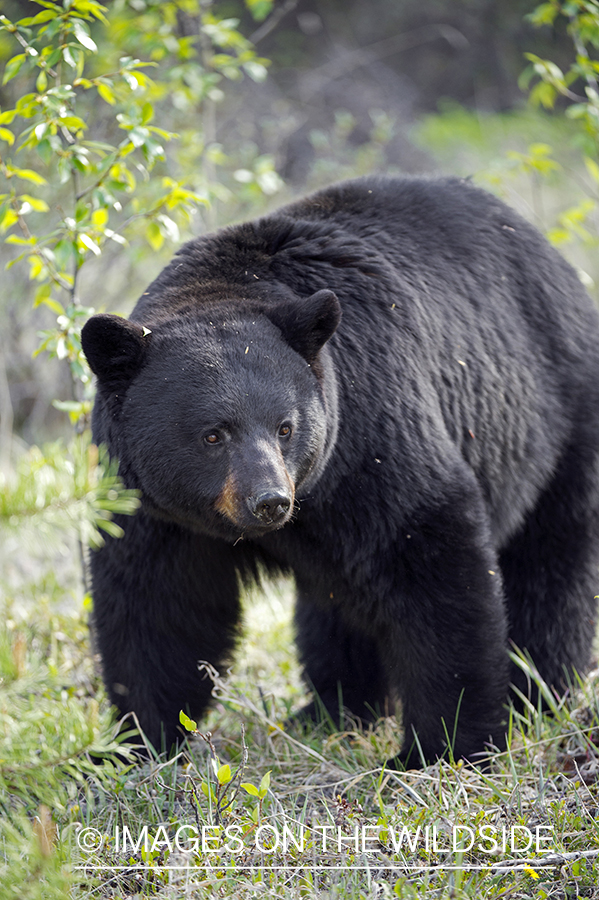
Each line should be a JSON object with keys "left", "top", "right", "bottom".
{"left": 81, "top": 175, "right": 599, "bottom": 765}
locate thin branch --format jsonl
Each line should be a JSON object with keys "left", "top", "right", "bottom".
{"left": 491, "top": 847, "right": 599, "bottom": 873}
{"left": 75, "top": 149, "right": 120, "bottom": 202}
{"left": 0, "top": 17, "right": 58, "bottom": 78}
{"left": 300, "top": 24, "right": 469, "bottom": 103}
{"left": 249, "top": 0, "right": 299, "bottom": 46}
{"left": 4, "top": 191, "right": 72, "bottom": 292}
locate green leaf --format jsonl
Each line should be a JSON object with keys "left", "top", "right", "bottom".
{"left": 54, "top": 239, "right": 76, "bottom": 270}
{"left": 9, "top": 167, "right": 47, "bottom": 185}
{"left": 34, "top": 283, "right": 51, "bottom": 306}
{"left": 216, "top": 764, "right": 231, "bottom": 785}
{"left": 526, "top": 2, "right": 559, "bottom": 26}
{"left": 245, "top": 0, "right": 274, "bottom": 22}
{"left": 96, "top": 519, "right": 125, "bottom": 539}
{"left": 73, "top": 0, "right": 109, "bottom": 26}
{"left": 97, "top": 82, "right": 116, "bottom": 105}
{"left": 141, "top": 136, "right": 164, "bottom": 164}
{"left": 35, "top": 137, "right": 52, "bottom": 165}
{"left": 145, "top": 220, "right": 163, "bottom": 251}
{"left": 585, "top": 156, "right": 599, "bottom": 184}
{"left": 57, "top": 156, "right": 72, "bottom": 184}
{"left": 156, "top": 214, "right": 179, "bottom": 243}
{"left": 529, "top": 81, "right": 557, "bottom": 109}
{"left": 35, "top": 122, "right": 49, "bottom": 142}
{"left": 243, "top": 60, "right": 268, "bottom": 83}
{"left": 259, "top": 770, "right": 271, "bottom": 794}
{"left": 240, "top": 782, "right": 260, "bottom": 797}
{"left": 547, "top": 227, "right": 570, "bottom": 245}
{"left": 234, "top": 168, "right": 253, "bottom": 184}
{"left": 35, "top": 286, "right": 65, "bottom": 315}
{"left": 60, "top": 115, "right": 87, "bottom": 131}
{"left": 147, "top": 126, "right": 176, "bottom": 141}
{"left": 46, "top": 46, "right": 62, "bottom": 68}
{"left": 78, "top": 233, "right": 101, "bottom": 256}
{"left": 15, "top": 92, "right": 40, "bottom": 116}
{"left": 72, "top": 19, "right": 97, "bottom": 52}
{"left": 0, "top": 127, "right": 14, "bottom": 145}
{"left": 92, "top": 208, "right": 108, "bottom": 228}
{"left": 0, "top": 209, "right": 19, "bottom": 232}
{"left": 140, "top": 101, "right": 153, "bottom": 125}
{"left": 62, "top": 45, "right": 78, "bottom": 69}
{"left": 28, "top": 255, "right": 45, "bottom": 279}
{"left": 24, "top": 9, "right": 57, "bottom": 26}
{"left": 179, "top": 710, "right": 197, "bottom": 732}
{"left": 5, "top": 234, "right": 36, "bottom": 245}
{"left": 19, "top": 194, "right": 49, "bottom": 212}
{"left": 2, "top": 55, "right": 26, "bottom": 86}
{"left": 55, "top": 336, "right": 67, "bottom": 359}
{"left": 128, "top": 126, "right": 150, "bottom": 148}
{"left": 36, "top": 69, "right": 48, "bottom": 92}
{"left": 200, "top": 781, "right": 214, "bottom": 800}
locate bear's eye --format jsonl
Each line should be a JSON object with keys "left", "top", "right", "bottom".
{"left": 278, "top": 423, "right": 292, "bottom": 438}
{"left": 204, "top": 432, "right": 221, "bottom": 445}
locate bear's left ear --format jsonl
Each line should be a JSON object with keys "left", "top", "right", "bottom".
{"left": 266, "top": 289, "right": 341, "bottom": 363}
{"left": 81, "top": 314, "right": 150, "bottom": 392}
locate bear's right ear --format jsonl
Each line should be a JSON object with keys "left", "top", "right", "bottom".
{"left": 81, "top": 314, "right": 149, "bottom": 391}
{"left": 266, "top": 289, "right": 341, "bottom": 364}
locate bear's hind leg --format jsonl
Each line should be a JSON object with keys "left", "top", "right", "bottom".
{"left": 500, "top": 441, "right": 599, "bottom": 703}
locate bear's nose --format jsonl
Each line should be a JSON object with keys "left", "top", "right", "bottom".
{"left": 249, "top": 491, "right": 291, "bottom": 524}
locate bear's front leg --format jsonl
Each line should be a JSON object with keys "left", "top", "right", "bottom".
{"left": 384, "top": 486, "right": 510, "bottom": 768}
{"left": 89, "top": 509, "right": 242, "bottom": 751}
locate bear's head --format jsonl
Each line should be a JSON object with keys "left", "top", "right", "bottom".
{"left": 81, "top": 290, "right": 340, "bottom": 541}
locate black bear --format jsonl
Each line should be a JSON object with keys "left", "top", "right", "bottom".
{"left": 81, "top": 175, "right": 599, "bottom": 767}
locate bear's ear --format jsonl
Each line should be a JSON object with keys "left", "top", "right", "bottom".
{"left": 81, "top": 314, "right": 149, "bottom": 391}
{"left": 266, "top": 289, "right": 341, "bottom": 363}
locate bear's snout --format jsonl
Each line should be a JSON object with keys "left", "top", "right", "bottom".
{"left": 247, "top": 490, "right": 292, "bottom": 525}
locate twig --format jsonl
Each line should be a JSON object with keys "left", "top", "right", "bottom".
{"left": 197, "top": 661, "right": 328, "bottom": 764}
{"left": 299, "top": 24, "right": 469, "bottom": 103}
{"left": 249, "top": 0, "right": 299, "bottom": 46}
{"left": 491, "top": 847, "right": 599, "bottom": 872}
{"left": 0, "top": 15, "right": 58, "bottom": 77}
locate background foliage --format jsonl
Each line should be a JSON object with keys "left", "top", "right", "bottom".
{"left": 2, "top": 1, "right": 599, "bottom": 898}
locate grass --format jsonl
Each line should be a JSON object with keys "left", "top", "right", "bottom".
{"left": 2, "top": 545, "right": 599, "bottom": 899}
